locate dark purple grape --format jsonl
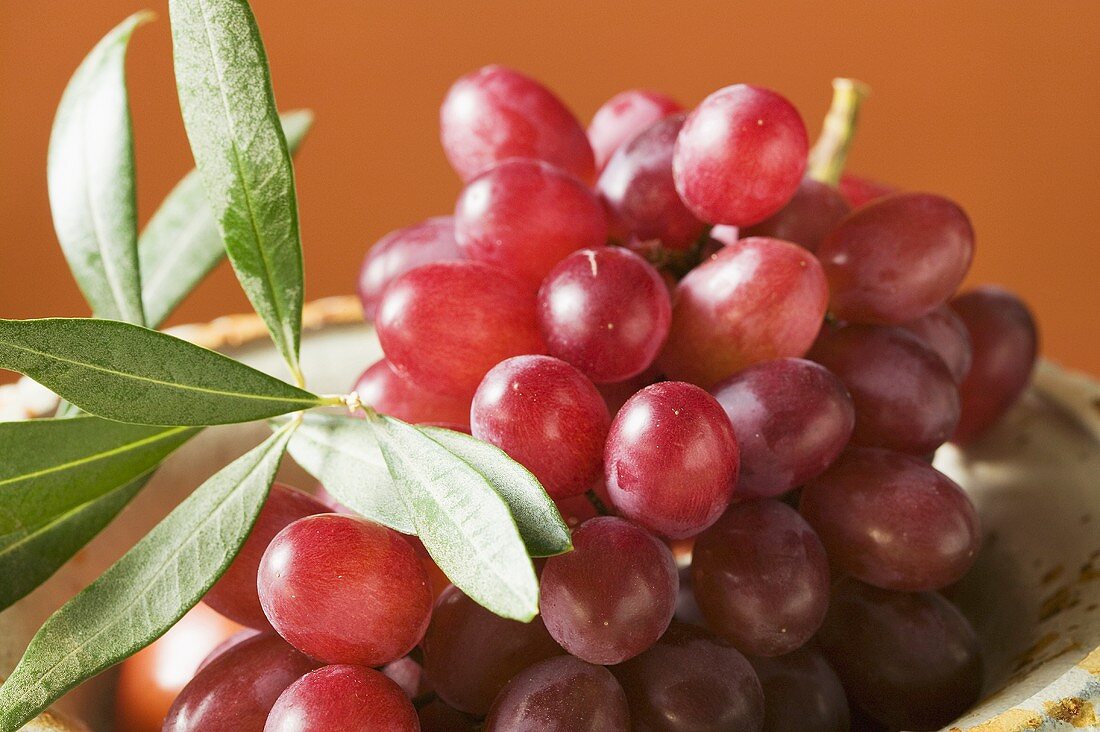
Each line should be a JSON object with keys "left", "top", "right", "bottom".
{"left": 485, "top": 655, "right": 631, "bottom": 731}
{"left": 749, "top": 647, "right": 850, "bottom": 732}
{"left": 588, "top": 89, "right": 683, "bottom": 171}
{"left": 264, "top": 664, "right": 418, "bottom": 731}
{"left": 900, "top": 304, "right": 973, "bottom": 383}
{"left": 357, "top": 217, "right": 462, "bottom": 321}
{"left": 742, "top": 178, "right": 851, "bottom": 253}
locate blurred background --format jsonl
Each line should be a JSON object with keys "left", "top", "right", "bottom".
{"left": 1, "top": 1, "right": 1097, "bottom": 374}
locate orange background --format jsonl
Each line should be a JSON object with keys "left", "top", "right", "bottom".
{"left": 1, "top": 1, "right": 1097, "bottom": 375}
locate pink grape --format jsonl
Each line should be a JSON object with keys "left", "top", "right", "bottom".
{"left": 838, "top": 173, "right": 896, "bottom": 208}
{"left": 264, "top": 665, "right": 417, "bottom": 731}
{"left": 749, "top": 647, "right": 850, "bottom": 732}
{"left": 257, "top": 514, "right": 432, "bottom": 666}
{"left": 742, "top": 178, "right": 851, "bottom": 253}
{"left": 588, "top": 89, "right": 683, "bottom": 171}
{"left": 353, "top": 359, "right": 471, "bottom": 428}
{"left": 471, "top": 355, "right": 610, "bottom": 498}
{"left": 900, "top": 304, "right": 974, "bottom": 383}
{"left": 375, "top": 260, "right": 545, "bottom": 397}
{"left": 658, "top": 237, "right": 829, "bottom": 388}
{"left": 604, "top": 382, "right": 739, "bottom": 539}
{"left": 673, "top": 84, "right": 808, "bottom": 226}
{"left": 356, "top": 216, "right": 462, "bottom": 321}
{"left": 441, "top": 65, "right": 594, "bottom": 182}
{"left": 711, "top": 358, "right": 854, "bottom": 497}
{"left": 203, "top": 484, "right": 328, "bottom": 630}
{"left": 817, "top": 193, "right": 975, "bottom": 324}
{"left": 454, "top": 159, "right": 609, "bottom": 287}
{"left": 597, "top": 114, "right": 706, "bottom": 251}
{"left": 950, "top": 286, "right": 1039, "bottom": 445}
{"left": 691, "top": 500, "right": 830, "bottom": 656}
{"left": 485, "top": 655, "right": 631, "bottom": 731}
{"left": 537, "top": 247, "right": 671, "bottom": 383}
{"left": 800, "top": 447, "right": 981, "bottom": 591}
{"left": 540, "top": 517, "right": 678, "bottom": 664}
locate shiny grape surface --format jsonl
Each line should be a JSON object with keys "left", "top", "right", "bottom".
{"left": 441, "top": 65, "right": 594, "bottom": 182}
{"left": 196, "top": 628, "right": 263, "bottom": 673}
{"left": 742, "top": 178, "right": 851, "bottom": 253}
{"left": 203, "top": 484, "right": 328, "bottom": 630}
{"left": 711, "top": 357, "right": 854, "bottom": 497}
{"left": 454, "top": 159, "right": 609, "bottom": 287}
{"left": 354, "top": 358, "right": 472, "bottom": 428}
{"left": 485, "top": 655, "right": 631, "bottom": 731}
{"left": 357, "top": 216, "right": 462, "bottom": 321}
{"left": 257, "top": 514, "right": 432, "bottom": 666}
{"left": 376, "top": 260, "right": 544, "bottom": 397}
{"left": 471, "top": 355, "right": 610, "bottom": 498}
{"left": 800, "top": 447, "right": 981, "bottom": 591}
{"left": 673, "top": 84, "right": 808, "bottom": 226}
{"left": 691, "top": 500, "right": 830, "bottom": 656}
{"left": 540, "top": 517, "right": 678, "bottom": 664}
{"left": 604, "top": 382, "right": 739, "bottom": 539}
{"left": 817, "top": 578, "right": 983, "bottom": 731}
{"left": 538, "top": 247, "right": 671, "bottom": 383}
{"left": 659, "top": 237, "right": 829, "bottom": 388}
{"left": 900, "top": 303, "right": 974, "bottom": 383}
{"left": 264, "top": 665, "right": 418, "bottom": 731}
{"left": 749, "top": 647, "right": 850, "bottom": 732}
{"left": 588, "top": 89, "right": 683, "bottom": 171}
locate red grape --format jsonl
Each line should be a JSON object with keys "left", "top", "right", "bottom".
{"left": 257, "top": 514, "right": 432, "bottom": 666}
{"left": 673, "top": 84, "right": 808, "bottom": 226}
{"left": 376, "top": 260, "right": 545, "bottom": 397}
{"left": 838, "top": 173, "right": 896, "bottom": 208}
{"left": 164, "top": 634, "right": 319, "bottom": 731}
{"left": 899, "top": 304, "right": 973, "bottom": 383}
{"left": 264, "top": 665, "right": 418, "bottom": 731}
{"left": 800, "top": 447, "right": 981, "bottom": 591}
{"left": 749, "top": 647, "right": 850, "bottom": 732}
{"left": 441, "top": 65, "right": 594, "bottom": 182}
{"left": 203, "top": 484, "right": 328, "bottom": 630}
{"left": 817, "top": 578, "right": 982, "bottom": 730}
{"left": 454, "top": 159, "right": 609, "bottom": 287}
{"left": 588, "top": 89, "right": 683, "bottom": 171}
{"left": 809, "top": 324, "right": 960, "bottom": 455}
{"left": 353, "top": 359, "right": 471, "bottom": 428}
{"left": 950, "top": 287, "right": 1039, "bottom": 445}
{"left": 422, "top": 584, "right": 563, "bottom": 715}
{"left": 611, "top": 623, "right": 765, "bottom": 732}
{"left": 691, "top": 500, "right": 830, "bottom": 656}
{"left": 538, "top": 247, "right": 671, "bottom": 383}
{"left": 597, "top": 114, "right": 705, "bottom": 251}
{"left": 711, "top": 358, "right": 854, "bottom": 497}
{"left": 540, "top": 517, "right": 677, "bottom": 664}
{"left": 197, "top": 628, "right": 263, "bottom": 673}
{"left": 357, "top": 217, "right": 462, "bottom": 321}
{"left": 658, "top": 237, "right": 829, "bottom": 388}
{"left": 471, "top": 355, "right": 610, "bottom": 498}
{"left": 817, "top": 193, "right": 975, "bottom": 324}
{"left": 604, "top": 382, "right": 739, "bottom": 539}
{"left": 485, "top": 655, "right": 631, "bottom": 731}
{"left": 742, "top": 178, "right": 851, "bottom": 253}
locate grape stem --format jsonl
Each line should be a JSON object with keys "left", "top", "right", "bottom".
{"left": 807, "top": 78, "right": 871, "bottom": 187}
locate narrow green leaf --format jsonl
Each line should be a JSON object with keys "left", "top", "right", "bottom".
{"left": 371, "top": 415, "right": 539, "bottom": 621}
{"left": 284, "top": 412, "right": 414, "bottom": 534}
{"left": 140, "top": 110, "right": 315, "bottom": 329}
{"left": 169, "top": 0, "right": 306, "bottom": 380}
{"left": 0, "top": 319, "right": 328, "bottom": 426}
{"left": 419, "top": 426, "right": 572, "bottom": 557}
{"left": 47, "top": 12, "right": 151, "bottom": 325}
{"left": 0, "top": 421, "right": 295, "bottom": 732}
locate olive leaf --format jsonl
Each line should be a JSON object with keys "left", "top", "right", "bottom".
{"left": 169, "top": 0, "right": 306, "bottom": 382}
{"left": 47, "top": 11, "right": 151, "bottom": 325}
{"left": 0, "top": 319, "right": 332, "bottom": 426}
{"left": 0, "top": 421, "right": 295, "bottom": 732}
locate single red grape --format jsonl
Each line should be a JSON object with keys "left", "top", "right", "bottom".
{"left": 658, "top": 237, "right": 829, "bottom": 388}
{"left": 604, "top": 382, "right": 739, "bottom": 539}
{"left": 203, "top": 484, "right": 328, "bottom": 630}
{"left": 950, "top": 287, "right": 1039, "bottom": 445}
{"left": 196, "top": 628, "right": 263, "bottom": 673}
{"left": 673, "top": 84, "right": 808, "bottom": 226}
{"left": 441, "top": 65, "right": 594, "bottom": 182}
{"left": 809, "top": 324, "right": 960, "bottom": 455}
{"left": 454, "top": 159, "right": 609, "bottom": 287}
{"left": 900, "top": 304, "right": 974, "bottom": 383}
{"left": 711, "top": 358, "right": 854, "bottom": 497}
{"left": 485, "top": 655, "right": 631, "bottom": 731}
{"left": 749, "top": 647, "right": 850, "bottom": 732}
{"left": 376, "top": 260, "right": 544, "bottom": 397}
{"left": 818, "top": 193, "right": 975, "bottom": 324}
{"left": 357, "top": 217, "right": 462, "bottom": 321}
{"left": 838, "top": 173, "right": 896, "bottom": 208}
{"left": 471, "top": 355, "right": 610, "bottom": 498}
{"left": 742, "top": 178, "right": 851, "bottom": 253}
{"left": 817, "top": 578, "right": 982, "bottom": 731}
{"left": 800, "top": 447, "right": 981, "bottom": 591}
{"left": 353, "top": 358, "right": 472, "bottom": 428}
{"left": 257, "top": 514, "right": 432, "bottom": 666}
{"left": 538, "top": 247, "right": 671, "bottom": 383}
{"left": 588, "top": 89, "right": 683, "bottom": 171}
{"left": 264, "top": 665, "right": 417, "bottom": 732}
{"left": 540, "top": 517, "right": 677, "bottom": 664}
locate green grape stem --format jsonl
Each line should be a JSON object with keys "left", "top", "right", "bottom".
{"left": 807, "top": 78, "right": 871, "bottom": 187}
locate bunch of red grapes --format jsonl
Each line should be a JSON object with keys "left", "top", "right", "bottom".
{"left": 164, "top": 66, "right": 1039, "bottom": 732}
